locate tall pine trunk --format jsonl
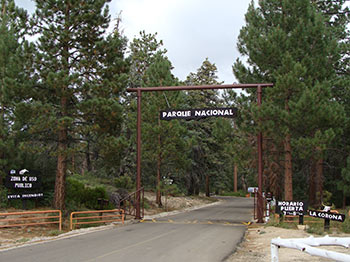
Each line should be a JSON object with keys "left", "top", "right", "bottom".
{"left": 284, "top": 99, "right": 293, "bottom": 201}
{"left": 234, "top": 164, "right": 238, "bottom": 192}
{"left": 309, "top": 160, "right": 317, "bottom": 206}
{"left": 316, "top": 158, "right": 323, "bottom": 206}
{"left": 205, "top": 175, "right": 210, "bottom": 197}
{"left": 53, "top": 6, "right": 69, "bottom": 210}
{"left": 284, "top": 133, "right": 293, "bottom": 201}
{"left": 156, "top": 149, "right": 162, "bottom": 207}
{"left": 54, "top": 97, "right": 68, "bottom": 210}
{"left": 86, "top": 139, "right": 92, "bottom": 172}
{"left": 0, "top": 87, "right": 4, "bottom": 186}
{"left": 156, "top": 113, "right": 162, "bottom": 207}
{"left": 0, "top": 48, "right": 5, "bottom": 185}
{"left": 309, "top": 149, "right": 323, "bottom": 207}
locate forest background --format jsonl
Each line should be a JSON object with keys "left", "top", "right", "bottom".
{"left": 1, "top": 0, "right": 350, "bottom": 212}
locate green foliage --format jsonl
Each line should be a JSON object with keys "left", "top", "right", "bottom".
{"left": 184, "top": 58, "right": 229, "bottom": 196}
{"left": 341, "top": 211, "right": 350, "bottom": 233}
{"left": 306, "top": 223, "right": 325, "bottom": 235}
{"left": 0, "top": 0, "right": 31, "bottom": 179}
{"left": 338, "top": 157, "right": 350, "bottom": 198}
{"left": 11, "top": 0, "right": 130, "bottom": 210}
{"left": 158, "top": 182, "right": 182, "bottom": 197}
{"left": 124, "top": 30, "right": 190, "bottom": 205}
{"left": 65, "top": 177, "right": 108, "bottom": 211}
{"left": 2, "top": 0, "right": 350, "bottom": 209}
{"left": 47, "top": 230, "right": 63, "bottom": 237}
{"left": 0, "top": 185, "right": 9, "bottom": 209}
{"left": 143, "top": 198, "right": 151, "bottom": 210}
{"left": 233, "top": 0, "right": 346, "bottom": 202}
{"left": 129, "top": 30, "right": 166, "bottom": 88}
{"left": 114, "top": 175, "right": 135, "bottom": 190}
{"left": 221, "top": 190, "right": 247, "bottom": 197}
{"left": 16, "top": 238, "right": 30, "bottom": 243}
{"left": 321, "top": 190, "right": 333, "bottom": 207}
{"left": 266, "top": 220, "right": 298, "bottom": 230}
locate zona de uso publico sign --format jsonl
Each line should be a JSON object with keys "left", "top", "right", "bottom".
{"left": 160, "top": 108, "right": 237, "bottom": 121}
{"left": 5, "top": 169, "right": 43, "bottom": 200}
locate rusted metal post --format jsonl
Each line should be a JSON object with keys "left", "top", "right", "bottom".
{"left": 126, "top": 84, "right": 273, "bottom": 221}
{"left": 257, "top": 85, "right": 264, "bottom": 223}
{"left": 136, "top": 89, "right": 142, "bottom": 219}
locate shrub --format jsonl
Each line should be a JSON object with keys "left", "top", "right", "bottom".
{"left": 0, "top": 186, "right": 9, "bottom": 209}
{"left": 66, "top": 177, "right": 108, "bottom": 211}
{"left": 114, "top": 175, "right": 135, "bottom": 190}
{"left": 221, "top": 190, "right": 247, "bottom": 197}
{"left": 342, "top": 211, "right": 350, "bottom": 233}
{"left": 158, "top": 182, "right": 182, "bottom": 197}
{"left": 306, "top": 223, "right": 325, "bottom": 235}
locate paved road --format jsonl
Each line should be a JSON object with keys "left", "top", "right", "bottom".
{"left": 0, "top": 197, "right": 253, "bottom": 262}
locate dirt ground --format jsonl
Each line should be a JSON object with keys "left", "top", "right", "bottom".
{"left": 143, "top": 192, "right": 217, "bottom": 215}
{"left": 228, "top": 225, "right": 350, "bottom": 261}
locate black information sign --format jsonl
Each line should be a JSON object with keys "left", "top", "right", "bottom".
{"left": 5, "top": 169, "right": 43, "bottom": 200}
{"left": 5, "top": 169, "right": 41, "bottom": 189}
{"left": 275, "top": 200, "right": 308, "bottom": 216}
{"left": 160, "top": 108, "right": 238, "bottom": 121}
{"left": 308, "top": 210, "right": 346, "bottom": 223}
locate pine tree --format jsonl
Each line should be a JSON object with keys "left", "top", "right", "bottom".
{"left": 338, "top": 156, "right": 350, "bottom": 207}
{"left": 0, "top": 0, "right": 29, "bottom": 181}
{"left": 314, "top": 1, "right": 350, "bottom": 206}
{"left": 233, "top": 0, "right": 345, "bottom": 202}
{"left": 129, "top": 31, "right": 166, "bottom": 88}
{"left": 118, "top": 31, "right": 165, "bottom": 181}
{"left": 185, "top": 58, "right": 224, "bottom": 196}
{"left": 122, "top": 31, "right": 188, "bottom": 206}
{"left": 18, "top": 0, "right": 128, "bottom": 210}
{"left": 222, "top": 91, "right": 261, "bottom": 194}
{"left": 142, "top": 53, "right": 186, "bottom": 206}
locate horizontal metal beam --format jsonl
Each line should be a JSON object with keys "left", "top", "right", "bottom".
{"left": 126, "top": 83, "right": 273, "bottom": 92}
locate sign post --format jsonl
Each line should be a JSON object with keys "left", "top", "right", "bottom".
{"left": 127, "top": 83, "right": 274, "bottom": 221}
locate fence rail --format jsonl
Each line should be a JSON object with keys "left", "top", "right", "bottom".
{"left": 70, "top": 209, "right": 124, "bottom": 230}
{"left": 119, "top": 187, "right": 144, "bottom": 219}
{"left": 271, "top": 236, "right": 350, "bottom": 262}
{"left": 0, "top": 210, "right": 62, "bottom": 231}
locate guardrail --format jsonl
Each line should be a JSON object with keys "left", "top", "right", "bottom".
{"left": 0, "top": 210, "right": 62, "bottom": 231}
{"left": 70, "top": 209, "right": 124, "bottom": 230}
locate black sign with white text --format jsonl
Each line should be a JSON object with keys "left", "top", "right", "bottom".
{"left": 275, "top": 200, "right": 308, "bottom": 216}
{"left": 308, "top": 210, "right": 345, "bottom": 222}
{"left": 7, "top": 193, "right": 44, "bottom": 200}
{"left": 5, "top": 169, "right": 43, "bottom": 200}
{"left": 160, "top": 108, "right": 238, "bottom": 121}
{"left": 5, "top": 173, "right": 41, "bottom": 189}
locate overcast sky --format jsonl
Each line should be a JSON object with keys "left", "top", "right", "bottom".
{"left": 15, "top": 0, "right": 253, "bottom": 84}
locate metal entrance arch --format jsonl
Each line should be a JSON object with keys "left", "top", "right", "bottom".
{"left": 126, "top": 83, "right": 273, "bottom": 223}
